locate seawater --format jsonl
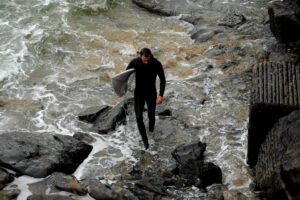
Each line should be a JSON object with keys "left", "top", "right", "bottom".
{"left": 0, "top": 0, "right": 269, "bottom": 199}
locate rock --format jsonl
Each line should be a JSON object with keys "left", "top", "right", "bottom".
{"left": 177, "top": 160, "right": 222, "bottom": 188}
{"left": 73, "top": 132, "right": 95, "bottom": 144}
{"left": 1, "top": 188, "right": 20, "bottom": 200}
{"left": 28, "top": 172, "right": 87, "bottom": 196}
{"left": 27, "top": 195, "right": 75, "bottom": 200}
{"left": 78, "top": 98, "right": 133, "bottom": 134}
{"left": 255, "top": 110, "right": 300, "bottom": 199}
{"left": 206, "top": 184, "right": 226, "bottom": 200}
{"left": 268, "top": 0, "right": 300, "bottom": 43}
{"left": 171, "top": 141, "right": 206, "bottom": 166}
{"left": 81, "top": 179, "right": 117, "bottom": 200}
{"left": 0, "top": 168, "right": 14, "bottom": 190}
{"left": 78, "top": 105, "right": 110, "bottom": 123}
{"left": 218, "top": 10, "right": 246, "bottom": 28}
{"left": 0, "top": 132, "right": 92, "bottom": 178}
{"left": 157, "top": 109, "right": 172, "bottom": 117}
{"left": 171, "top": 142, "right": 222, "bottom": 188}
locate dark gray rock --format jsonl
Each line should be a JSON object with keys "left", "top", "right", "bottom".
{"left": 78, "top": 98, "right": 133, "bottom": 134}
{"left": 0, "top": 168, "right": 14, "bottom": 190}
{"left": 1, "top": 188, "right": 20, "bottom": 200}
{"left": 28, "top": 172, "right": 87, "bottom": 196}
{"left": 73, "top": 132, "right": 95, "bottom": 144}
{"left": 78, "top": 105, "right": 110, "bottom": 123}
{"left": 218, "top": 10, "right": 246, "bottom": 27}
{"left": 0, "top": 132, "right": 92, "bottom": 178}
{"left": 27, "top": 195, "right": 75, "bottom": 200}
{"left": 171, "top": 141, "right": 206, "bottom": 166}
{"left": 81, "top": 179, "right": 117, "bottom": 200}
{"left": 268, "top": 0, "right": 300, "bottom": 43}
{"left": 170, "top": 142, "right": 222, "bottom": 188}
{"left": 255, "top": 110, "right": 300, "bottom": 199}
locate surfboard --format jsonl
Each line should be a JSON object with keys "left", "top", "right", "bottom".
{"left": 111, "top": 68, "right": 135, "bottom": 97}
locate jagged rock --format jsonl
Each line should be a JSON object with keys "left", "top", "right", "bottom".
{"left": 28, "top": 172, "right": 87, "bottom": 197}
{"left": 78, "top": 98, "right": 133, "bottom": 134}
{"left": 255, "top": 110, "right": 300, "bottom": 199}
{"left": 0, "top": 168, "right": 14, "bottom": 190}
{"left": 0, "top": 132, "right": 92, "bottom": 178}
{"left": 268, "top": 0, "right": 300, "bottom": 43}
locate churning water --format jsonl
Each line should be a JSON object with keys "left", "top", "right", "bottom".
{"left": 0, "top": 0, "right": 272, "bottom": 199}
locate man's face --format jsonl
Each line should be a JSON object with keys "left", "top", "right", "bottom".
{"left": 141, "top": 55, "right": 151, "bottom": 64}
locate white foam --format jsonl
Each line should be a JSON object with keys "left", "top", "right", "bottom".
{"left": 4, "top": 176, "right": 42, "bottom": 200}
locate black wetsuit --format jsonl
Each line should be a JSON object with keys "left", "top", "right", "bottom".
{"left": 126, "top": 57, "right": 166, "bottom": 149}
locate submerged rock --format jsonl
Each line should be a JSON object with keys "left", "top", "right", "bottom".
{"left": 0, "top": 132, "right": 92, "bottom": 178}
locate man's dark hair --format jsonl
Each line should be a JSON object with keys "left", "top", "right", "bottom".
{"left": 139, "top": 48, "right": 152, "bottom": 57}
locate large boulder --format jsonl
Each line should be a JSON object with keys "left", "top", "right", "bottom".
{"left": 255, "top": 110, "right": 300, "bottom": 199}
{"left": 268, "top": 0, "right": 300, "bottom": 43}
{"left": 0, "top": 132, "right": 92, "bottom": 178}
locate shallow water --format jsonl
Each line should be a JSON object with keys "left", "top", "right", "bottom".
{"left": 0, "top": 0, "right": 273, "bottom": 198}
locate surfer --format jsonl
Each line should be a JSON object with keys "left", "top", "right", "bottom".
{"left": 126, "top": 48, "right": 166, "bottom": 150}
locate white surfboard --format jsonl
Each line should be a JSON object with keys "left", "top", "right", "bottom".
{"left": 111, "top": 68, "right": 135, "bottom": 97}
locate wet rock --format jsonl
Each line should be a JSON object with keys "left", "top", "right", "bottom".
{"left": 0, "top": 168, "right": 14, "bottom": 190}
{"left": 73, "top": 132, "right": 95, "bottom": 144}
{"left": 132, "top": 0, "right": 177, "bottom": 16}
{"left": 78, "top": 105, "right": 110, "bottom": 123}
{"left": 191, "top": 28, "right": 220, "bottom": 43}
{"left": 203, "top": 44, "right": 226, "bottom": 57}
{"left": 176, "top": 160, "right": 222, "bottom": 188}
{"left": 171, "top": 141, "right": 206, "bottom": 166}
{"left": 78, "top": 98, "right": 133, "bottom": 134}
{"left": 1, "top": 188, "right": 20, "bottom": 200}
{"left": 206, "top": 184, "right": 226, "bottom": 200}
{"left": 268, "top": 51, "right": 299, "bottom": 64}
{"left": 0, "top": 132, "right": 92, "bottom": 178}
{"left": 171, "top": 142, "right": 222, "bottom": 188}
{"left": 157, "top": 109, "right": 172, "bottom": 117}
{"left": 81, "top": 179, "right": 117, "bottom": 200}
{"left": 218, "top": 10, "right": 246, "bottom": 28}
{"left": 221, "top": 61, "right": 239, "bottom": 70}
{"left": 27, "top": 195, "right": 76, "bottom": 200}
{"left": 268, "top": 0, "right": 300, "bottom": 43}
{"left": 255, "top": 110, "right": 300, "bottom": 199}
{"left": 28, "top": 172, "right": 87, "bottom": 196}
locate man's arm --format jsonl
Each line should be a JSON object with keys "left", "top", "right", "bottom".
{"left": 157, "top": 61, "right": 166, "bottom": 104}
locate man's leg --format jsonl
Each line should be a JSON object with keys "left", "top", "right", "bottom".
{"left": 134, "top": 94, "right": 149, "bottom": 149}
{"left": 147, "top": 94, "right": 156, "bottom": 132}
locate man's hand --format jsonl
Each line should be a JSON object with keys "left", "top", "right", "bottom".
{"left": 156, "top": 96, "right": 163, "bottom": 104}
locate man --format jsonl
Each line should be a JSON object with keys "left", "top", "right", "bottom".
{"left": 126, "top": 48, "right": 166, "bottom": 150}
